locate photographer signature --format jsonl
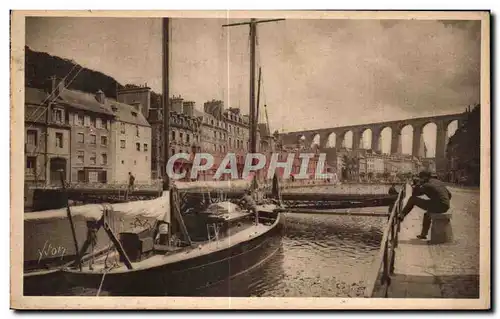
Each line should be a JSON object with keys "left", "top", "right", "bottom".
{"left": 37, "top": 240, "right": 67, "bottom": 264}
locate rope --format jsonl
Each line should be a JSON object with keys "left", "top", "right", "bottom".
{"left": 96, "top": 268, "right": 108, "bottom": 296}
{"left": 26, "top": 65, "right": 85, "bottom": 127}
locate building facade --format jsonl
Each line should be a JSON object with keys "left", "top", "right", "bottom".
{"left": 24, "top": 78, "right": 152, "bottom": 187}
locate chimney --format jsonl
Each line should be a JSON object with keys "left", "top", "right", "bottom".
{"left": 96, "top": 89, "right": 105, "bottom": 104}
{"left": 46, "top": 76, "right": 65, "bottom": 99}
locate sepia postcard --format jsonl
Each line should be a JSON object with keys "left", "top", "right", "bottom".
{"left": 10, "top": 10, "right": 490, "bottom": 310}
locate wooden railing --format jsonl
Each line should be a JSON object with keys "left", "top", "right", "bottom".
{"left": 364, "top": 184, "right": 407, "bottom": 297}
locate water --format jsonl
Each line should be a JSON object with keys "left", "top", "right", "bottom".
{"left": 195, "top": 209, "right": 386, "bottom": 297}
{"left": 27, "top": 184, "right": 390, "bottom": 297}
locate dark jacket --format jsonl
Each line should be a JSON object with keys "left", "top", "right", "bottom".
{"left": 388, "top": 186, "right": 398, "bottom": 196}
{"left": 413, "top": 178, "right": 452, "bottom": 208}
{"left": 240, "top": 194, "right": 257, "bottom": 210}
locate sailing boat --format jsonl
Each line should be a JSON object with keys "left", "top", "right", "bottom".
{"left": 41, "top": 18, "right": 285, "bottom": 296}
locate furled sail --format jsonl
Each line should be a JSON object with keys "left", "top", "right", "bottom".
{"left": 25, "top": 191, "right": 170, "bottom": 222}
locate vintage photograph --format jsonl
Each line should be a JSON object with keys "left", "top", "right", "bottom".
{"left": 11, "top": 10, "right": 490, "bottom": 309}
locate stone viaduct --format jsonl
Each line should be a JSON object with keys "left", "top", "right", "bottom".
{"left": 278, "top": 112, "right": 467, "bottom": 174}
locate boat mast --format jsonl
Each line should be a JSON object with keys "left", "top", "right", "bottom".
{"left": 249, "top": 19, "right": 257, "bottom": 157}
{"left": 162, "top": 17, "right": 170, "bottom": 191}
{"left": 222, "top": 18, "right": 284, "bottom": 189}
{"left": 256, "top": 67, "right": 262, "bottom": 134}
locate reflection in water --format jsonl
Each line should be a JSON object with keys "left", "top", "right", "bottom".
{"left": 196, "top": 209, "right": 385, "bottom": 297}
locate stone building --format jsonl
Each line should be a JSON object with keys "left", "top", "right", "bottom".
{"left": 113, "top": 87, "right": 152, "bottom": 184}
{"left": 24, "top": 78, "right": 152, "bottom": 186}
{"left": 25, "top": 85, "right": 74, "bottom": 186}
{"left": 148, "top": 96, "right": 202, "bottom": 181}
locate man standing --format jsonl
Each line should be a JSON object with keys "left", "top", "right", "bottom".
{"left": 128, "top": 172, "right": 135, "bottom": 192}
{"left": 399, "top": 171, "right": 452, "bottom": 239}
{"left": 387, "top": 183, "right": 398, "bottom": 216}
{"left": 239, "top": 189, "right": 259, "bottom": 225}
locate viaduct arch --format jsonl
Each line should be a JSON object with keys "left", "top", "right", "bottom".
{"left": 279, "top": 113, "right": 467, "bottom": 174}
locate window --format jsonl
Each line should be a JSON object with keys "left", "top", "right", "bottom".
{"left": 55, "top": 132, "right": 63, "bottom": 148}
{"left": 101, "top": 153, "right": 107, "bottom": 165}
{"left": 229, "top": 138, "right": 232, "bottom": 146}
{"left": 136, "top": 125, "right": 140, "bottom": 137}
{"left": 90, "top": 134, "right": 96, "bottom": 145}
{"left": 101, "top": 136, "right": 107, "bottom": 146}
{"left": 186, "top": 134, "right": 190, "bottom": 143}
{"left": 213, "top": 144, "right": 217, "bottom": 152}
{"left": 120, "top": 140, "right": 126, "bottom": 149}
{"left": 76, "top": 114, "right": 84, "bottom": 126}
{"left": 84, "top": 116, "right": 90, "bottom": 127}
{"left": 120, "top": 122, "right": 126, "bottom": 134}
{"left": 98, "top": 171, "right": 107, "bottom": 183}
{"left": 53, "top": 108, "right": 64, "bottom": 123}
{"left": 77, "top": 133, "right": 84, "bottom": 143}
{"left": 144, "top": 144, "right": 148, "bottom": 152}
{"left": 26, "top": 157, "right": 36, "bottom": 175}
{"left": 96, "top": 118, "right": 102, "bottom": 129}
{"left": 77, "top": 170, "right": 86, "bottom": 182}
{"left": 27, "top": 130, "right": 37, "bottom": 146}
{"left": 90, "top": 117, "right": 96, "bottom": 127}
{"left": 90, "top": 153, "right": 96, "bottom": 165}
{"left": 180, "top": 132, "right": 184, "bottom": 141}
{"left": 171, "top": 148, "right": 175, "bottom": 155}
{"left": 103, "top": 119, "right": 109, "bottom": 130}
{"left": 219, "top": 145, "right": 222, "bottom": 152}
{"left": 88, "top": 171, "right": 98, "bottom": 183}
{"left": 213, "top": 131, "right": 217, "bottom": 139}
{"left": 136, "top": 143, "right": 140, "bottom": 151}
{"left": 172, "top": 131, "right": 176, "bottom": 140}
{"left": 77, "top": 151, "right": 84, "bottom": 164}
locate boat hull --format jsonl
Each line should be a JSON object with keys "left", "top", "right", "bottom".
{"left": 61, "top": 213, "right": 283, "bottom": 296}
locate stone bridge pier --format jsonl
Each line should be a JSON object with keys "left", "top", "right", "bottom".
{"left": 280, "top": 112, "right": 469, "bottom": 175}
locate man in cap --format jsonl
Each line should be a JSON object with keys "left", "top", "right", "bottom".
{"left": 399, "top": 170, "right": 452, "bottom": 239}
{"left": 239, "top": 189, "right": 259, "bottom": 225}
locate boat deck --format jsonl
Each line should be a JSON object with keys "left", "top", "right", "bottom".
{"left": 71, "top": 220, "right": 278, "bottom": 274}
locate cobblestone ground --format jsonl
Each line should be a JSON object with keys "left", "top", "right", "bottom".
{"left": 382, "top": 185, "right": 481, "bottom": 299}
{"left": 430, "top": 186, "right": 480, "bottom": 298}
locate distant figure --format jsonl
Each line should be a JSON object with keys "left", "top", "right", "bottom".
{"left": 239, "top": 189, "right": 259, "bottom": 225}
{"left": 388, "top": 183, "right": 398, "bottom": 215}
{"left": 128, "top": 172, "right": 135, "bottom": 192}
{"left": 399, "top": 171, "right": 452, "bottom": 240}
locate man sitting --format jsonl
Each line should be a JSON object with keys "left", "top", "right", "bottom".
{"left": 399, "top": 170, "right": 452, "bottom": 239}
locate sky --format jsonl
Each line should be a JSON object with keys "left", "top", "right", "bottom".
{"left": 26, "top": 17, "right": 480, "bottom": 157}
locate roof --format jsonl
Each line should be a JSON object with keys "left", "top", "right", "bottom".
{"left": 58, "top": 88, "right": 149, "bottom": 127}
{"left": 57, "top": 89, "right": 115, "bottom": 116}
{"left": 192, "top": 108, "right": 205, "bottom": 118}
{"left": 25, "top": 87, "right": 49, "bottom": 123}
{"left": 107, "top": 99, "right": 150, "bottom": 127}
{"left": 25, "top": 86, "right": 150, "bottom": 127}
{"left": 25, "top": 87, "right": 49, "bottom": 105}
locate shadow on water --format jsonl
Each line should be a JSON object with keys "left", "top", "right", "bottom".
{"left": 193, "top": 211, "right": 386, "bottom": 297}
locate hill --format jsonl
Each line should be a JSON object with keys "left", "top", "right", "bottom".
{"left": 25, "top": 46, "right": 162, "bottom": 109}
